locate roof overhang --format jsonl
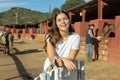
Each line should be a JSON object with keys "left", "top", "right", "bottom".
{"left": 66, "top": 0, "right": 120, "bottom": 22}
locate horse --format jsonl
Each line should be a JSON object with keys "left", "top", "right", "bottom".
{"left": 0, "top": 30, "right": 7, "bottom": 54}
{"left": 96, "top": 22, "right": 115, "bottom": 43}
{"left": 0, "top": 30, "right": 14, "bottom": 55}
{"left": 102, "top": 22, "right": 115, "bottom": 37}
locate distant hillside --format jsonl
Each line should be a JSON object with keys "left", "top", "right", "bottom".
{"left": 0, "top": 7, "right": 49, "bottom": 25}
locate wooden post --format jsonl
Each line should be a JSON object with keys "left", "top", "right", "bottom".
{"left": 68, "top": 11, "right": 75, "bottom": 22}
{"left": 98, "top": 0, "right": 103, "bottom": 19}
{"left": 45, "top": 21, "right": 48, "bottom": 34}
{"left": 82, "top": 10, "right": 86, "bottom": 22}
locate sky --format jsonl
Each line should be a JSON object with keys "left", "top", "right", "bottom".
{"left": 0, "top": 0, "right": 91, "bottom": 13}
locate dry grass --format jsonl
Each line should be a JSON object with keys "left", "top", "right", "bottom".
{"left": 76, "top": 52, "right": 120, "bottom": 80}
{"left": 0, "top": 39, "right": 120, "bottom": 80}
{"left": 27, "top": 40, "right": 120, "bottom": 80}
{"left": 23, "top": 40, "right": 120, "bottom": 80}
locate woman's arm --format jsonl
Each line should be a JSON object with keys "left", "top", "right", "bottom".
{"left": 63, "top": 49, "right": 79, "bottom": 71}
{"left": 68, "top": 49, "right": 79, "bottom": 61}
{"left": 45, "top": 34, "right": 58, "bottom": 62}
{"left": 56, "top": 34, "right": 80, "bottom": 71}
{"left": 46, "top": 42, "right": 57, "bottom": 62}
{"left": 56, "top": 49, "right": 79, "bottom": 71}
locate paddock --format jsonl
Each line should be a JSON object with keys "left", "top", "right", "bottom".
{"left": 0, "top": 39, "right": 120, "bottom": 80}
{"left": 0, "top": 0, "right": 120, "bottom": 68}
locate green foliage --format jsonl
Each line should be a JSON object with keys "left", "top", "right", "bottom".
{"left": 0, "top": 7, "right": 49, "bottom": 25}
{"left": 61, "top": 0, "right": 85, "bottom": 11}
{"left": 0, "top": 0, "right": 86, "bottom": 25}
{"left": 51, "top": 8, "right": 60, "bottom": 17}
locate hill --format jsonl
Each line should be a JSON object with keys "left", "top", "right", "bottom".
{"left": 0, "top": 7, "right": 49, "bottom": 25}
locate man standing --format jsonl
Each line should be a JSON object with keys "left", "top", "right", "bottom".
{"left": 5, "top": 29, "right": 14, "bottom": 54}
{"left": 86, "top": 24, "right": 95, "bottom": 62}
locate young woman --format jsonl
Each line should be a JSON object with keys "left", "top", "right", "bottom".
{"left": 43, "top": 11, "right": 81, "bottom": 79}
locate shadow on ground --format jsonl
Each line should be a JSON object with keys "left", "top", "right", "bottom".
{"left": 5, "top": 54, "right": 33, "bottom": 80}
{"left": 4, "top": 47, "right": 43, "bottom": 80}
{"left": 13, "top": 47, "right": 43, "bottom": 55}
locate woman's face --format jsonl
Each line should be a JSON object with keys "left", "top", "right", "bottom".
{"left": 56, "top": 12, "right": 70, "bottom": 32}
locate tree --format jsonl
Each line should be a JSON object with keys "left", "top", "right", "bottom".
{"left": 61, "top": 0, "right": 85, "bottom": 11}
{"left": 51, "top": 8, "right": 60, "bottom": 17}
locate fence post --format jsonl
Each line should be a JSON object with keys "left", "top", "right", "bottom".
{"left": 54, "top": 68, "right": 59, "bottom": 80}
{"left": 80, "top": 60, "right": 85, "bottom": 80}
{"left": 54, "top": 68, "right": 63, "bottom": 80}
{"left": 53, "top": 60, "right": 78, "bottom": 80}
{"left": 74, "top": 60, "right": 78, "bottom": 80}
{"left": 59, "top": 68, "right": 63, "bottom": 80}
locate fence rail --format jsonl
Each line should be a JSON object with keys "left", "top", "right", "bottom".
{"left": 34, "top": 60, "right": 85, "bottom": 80}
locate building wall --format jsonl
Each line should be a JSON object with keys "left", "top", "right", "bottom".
{"left": 72, "top": 22, "right": 89, "bottom": 37}
{"left": 108, "top": 16, "right": 120, "bottom": 67}
{"left": 0, "top": 26, "right": 6, "bottom": 30}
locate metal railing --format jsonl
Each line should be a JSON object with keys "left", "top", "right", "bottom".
{"left": 34, "top": 60, "right": 85, "bottom": 80}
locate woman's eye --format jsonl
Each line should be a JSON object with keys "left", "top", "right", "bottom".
{"left": 63, "top": 17, "right": 68, "bottom": 20}
{"left": 57, "top": 19, "right": 61, "bottom": 22}
{"left": 57, "top": 17, "right": 68, "bottom": 22}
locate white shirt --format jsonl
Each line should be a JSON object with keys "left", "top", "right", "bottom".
{"left": 44, "top": 32, "right": 81, "bottom": 72}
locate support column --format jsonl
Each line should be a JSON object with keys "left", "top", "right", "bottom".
{"left": 44, "top": 21, "right": 48, "bottom": 34}
{"left": 82, "top": 10, "right": 86, "bottom": 22}
{"left": 25, "top": 24, "right": 28, "bottom": 39}
{"left": 68, "top": 11, "right": 74, "bottom": 22}
{"left": 39, "top": 23, "right": 43, "bottom": 34}
{"left": 98, "top": 0, "right": 103, "bottom": 19}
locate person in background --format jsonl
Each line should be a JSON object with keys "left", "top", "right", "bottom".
{"left": 86, "top": 24, "right": 95, "bottom": 62}
{"left": 5, "top": 29, "right": 14, "bottom": 54}
{"left": 18, "top": 30, "right": 22, "bottom": 39}
{"left": 43, "top": 11, "right": 81, "bottom": 79}
{"left": 92, "top": 28, "right": 100, "bottom": 61}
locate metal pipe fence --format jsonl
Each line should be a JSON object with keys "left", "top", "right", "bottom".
{"left": 34, "top": 60, "right": 85, "bottom": 80}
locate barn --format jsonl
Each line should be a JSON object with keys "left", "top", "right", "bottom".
{"left": 39, "top": 0, "right": 120, "bottom": 67}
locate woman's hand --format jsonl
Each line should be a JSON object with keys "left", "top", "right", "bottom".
{"left": 56, "top": 57, "right": 77, "bottom": 71}
{"left": 62, "top": 58, "right": 77, "bottom": 71}
{"left": 55, "top": 58, "right": 64, "bottom": 67}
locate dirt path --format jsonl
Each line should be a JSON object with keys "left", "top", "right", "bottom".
{"left": 0, "top": 39, "right": 120, "bottom": 80}
{"left": 0, "top": 39, "right": 46, "bottom": 80}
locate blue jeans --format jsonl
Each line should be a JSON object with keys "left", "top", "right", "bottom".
{"left": 87, "top": 43, "right": 93, "bottom": 61}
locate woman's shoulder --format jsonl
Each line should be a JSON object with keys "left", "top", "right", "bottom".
{"left": 71, "top": 32, "right": 80, "bottom": 38}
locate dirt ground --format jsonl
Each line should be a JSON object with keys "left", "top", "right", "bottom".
{"left": 0, "top": 39, "right": 120, "bottom": 80}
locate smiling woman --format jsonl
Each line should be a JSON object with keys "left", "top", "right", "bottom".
{"left": 43, "top": 11, "right": 81, "bottom": 80}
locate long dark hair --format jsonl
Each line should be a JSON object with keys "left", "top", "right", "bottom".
{"left": 44, "top": 11, "right": 75, "bottom": 52}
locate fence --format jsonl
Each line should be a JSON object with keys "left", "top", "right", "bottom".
{"left": 34, "top": 60, "right": 85, "bottom": 80}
